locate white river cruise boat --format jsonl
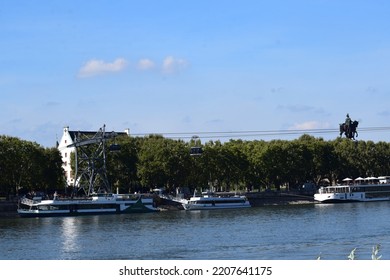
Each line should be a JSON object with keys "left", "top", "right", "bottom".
{"left": 17, "top": 125, "right": 161, "bottom": 218}
{"left": 171, "top": 191, "right": 251, "bottom": 210}
{"left": 17, "top": 193, "right": 159, "bottom": 217}
{"left": 314, "top": 176, "right": 390, "bottom": 203}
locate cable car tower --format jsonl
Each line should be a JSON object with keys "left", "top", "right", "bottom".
{"left": 67, "top": 124, "right": 119, "bottom": 196}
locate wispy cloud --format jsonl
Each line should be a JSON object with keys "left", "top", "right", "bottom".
{"left": 270, "top": 87, "right": 284, "bottom": 94}
{"left": 289, "top": 121, "right": 330, "bottom": 130}
{"left": 378, "top": 110, "right": 390, "bottom": 117}
{"left": 205, "top": 118, "right": 224, "bottom": 125}
{"left": 78, "top": 58, "right": 128, "bottom": 78}
{"left": 45, "top": 101, "right": 60, "bottom": 107}
{"left": 278, "top": 104, "right": 315, "bottom": 113}
{"left": 137, "top": 56, "right": 189, "bottom": 73}
{"left": 137, "top": 59, "right": 156, "bottom": 71}
{"left": 77, "top": 56, "right": 189, "bottom": 78}
{"left": 182, "top": 116, "right": 192, "bottom": 123}
{"left": 162, "top": 56, "right": 188, "bottom": 74}
{"left": 278, "top": 104, "right": 329, "bottom": 116}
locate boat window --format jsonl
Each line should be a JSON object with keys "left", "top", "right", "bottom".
{"left": 77, "top": 204, "right": 117, "bottom": 209}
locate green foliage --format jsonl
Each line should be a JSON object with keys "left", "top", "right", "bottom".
{"left": 132, "top": 135, "right": 390, "bottom": 193}
{"left": 3, "top": 132, "right": 390, "bottom": 197}
{"left": 0, "top": 136, "right": 65, "bottom": 197}
{"left": 106, "top": 136, "right": 142, "bottom": 193}
{"left": 136, "top": 135, "right": 192, "bottom": 192}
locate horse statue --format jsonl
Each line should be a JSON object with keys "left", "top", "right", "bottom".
{"left": 339, "top": 120, "right": 359, "bottom": 140}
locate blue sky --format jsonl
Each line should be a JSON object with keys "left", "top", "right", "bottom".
{"left": 2, "top": 0, "right": 390, "bottom": 147}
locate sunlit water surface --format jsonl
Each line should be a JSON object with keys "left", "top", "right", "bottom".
{"left": 1, "top": 202, "right": 390, "bottom": 260}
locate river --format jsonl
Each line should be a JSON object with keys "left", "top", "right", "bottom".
{"left": 1, "top": 202, "right": 390, "bottom": 260}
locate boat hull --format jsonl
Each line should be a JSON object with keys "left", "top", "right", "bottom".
{"left": 181, "top": 195, "right": 251, "bottom": 211}
{"left": 314, "top": 198, "right": 361, "bottom": 204}
{"left": 315, "top": 196, "right": 390, "bottom": 203}
{"left": 314, "top": 182, "right": 390, "bottom": 203}
{"left": 17, "top": 209, "right": 117, "bottom": 218}
{"left": 17, "top": 194, "right": 159, "bottom": 217}
{"left": 183, "top": 203, "right": 251, "bottom": 210}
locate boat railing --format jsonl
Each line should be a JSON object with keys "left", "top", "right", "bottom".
{"left": 115, "top": 194, "right": 142, "bottom": 201}
{"left": 318, "top": 185, "right": 367, "bottom": 194}
{"left": 160, "top": 194, "right": 188, "bottom": 204}
{"left": 20, "top": 197, "right": 36, "bottom": 206}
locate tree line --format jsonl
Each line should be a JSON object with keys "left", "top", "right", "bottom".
{"left": 107, "top": 134, "right": 390, "bottom": 194}
{"left": 2, "top": 133, "right": 390, "bottom": 198}
{"left": 0, "top": 135, "right": 65, "bottom": 198}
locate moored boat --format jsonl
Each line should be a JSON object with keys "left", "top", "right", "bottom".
{"left": 170, "top": 191, "right": 251, "bottom": 210}
{"left": 17, "top": 193, "right": 159, "bottom": 217}
{"left": 314, "top": 176, "right": 390, "bottom": 203}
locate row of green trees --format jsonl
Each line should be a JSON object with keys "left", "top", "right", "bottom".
{"left": 0, "top": 135, "right": 65, "bottom": 198}
{"left": 2, "top": 133, "right": 390, "bottom": 197}
{"left": 106, "top": 134, "right": 390, "bottom": 194}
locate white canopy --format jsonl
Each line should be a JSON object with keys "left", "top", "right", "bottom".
{"left": 342, "top": 178, "right": 353, "bottom": 181}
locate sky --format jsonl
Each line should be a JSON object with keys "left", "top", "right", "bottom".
{"left": 1, "top": 0, "right": 390, "bottom": 147}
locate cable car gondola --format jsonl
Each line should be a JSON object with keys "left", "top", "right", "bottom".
{"left": 190, "top": 135, "right": 203, "bottom": 156}
{"left": 109, "top": 143, "right": 121, "bottom": 152}
{"left": 190, "top": 146, "right": 203, "bottom": 156}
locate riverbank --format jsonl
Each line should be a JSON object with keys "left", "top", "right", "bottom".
{"left": 0, "top": 201, "right": 18, "bottom": 218}
{"left": 155, "top": 191, "right": 315, "bottom": 211}
{"left": 0, "top": 191, "right": 315, "bottom": 214}
{"left": 246, "top": 191, "right": 315, "bottom": 206}
{"left": 0, "top": 201, "right": 17, "bottom": 212}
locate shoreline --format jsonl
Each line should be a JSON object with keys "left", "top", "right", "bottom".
{"left": 156, "top": 191, "right": 315, "bottom": 211}
{"left": 0, "top": 201, "right": 17, "bottom": 212}
{"left": 0, "top": 192, "right": 316, "bottom": 215}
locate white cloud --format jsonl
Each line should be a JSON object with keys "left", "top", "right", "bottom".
{"left": 77, "top": 56, "right": 189, "bottom": 77}
{"left": 289, "top": 121, "right": 330, "bottom": 130}
{"left": 162, "top": 56, "right": 188, "bottom": 74}
{"left": 78, "top": 58, "right": 127, "bottom": 78}
{"left": 137, "top": 59, "right": 156, "bottom": 71}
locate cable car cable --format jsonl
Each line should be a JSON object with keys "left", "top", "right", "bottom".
{"left": 129, "top": 126, "right": 390, "bottom": 140}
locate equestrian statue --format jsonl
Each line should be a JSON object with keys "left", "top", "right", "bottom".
{"left": 339, "top": 113, "right": 359, "bottom": 140}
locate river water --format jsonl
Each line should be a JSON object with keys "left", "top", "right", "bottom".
{"left": 1, "top": 202, "right": 390, "bottom": 260}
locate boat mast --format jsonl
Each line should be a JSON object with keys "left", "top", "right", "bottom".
{"left": 68, "top": 125, "right": 117, "bottom": 196}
